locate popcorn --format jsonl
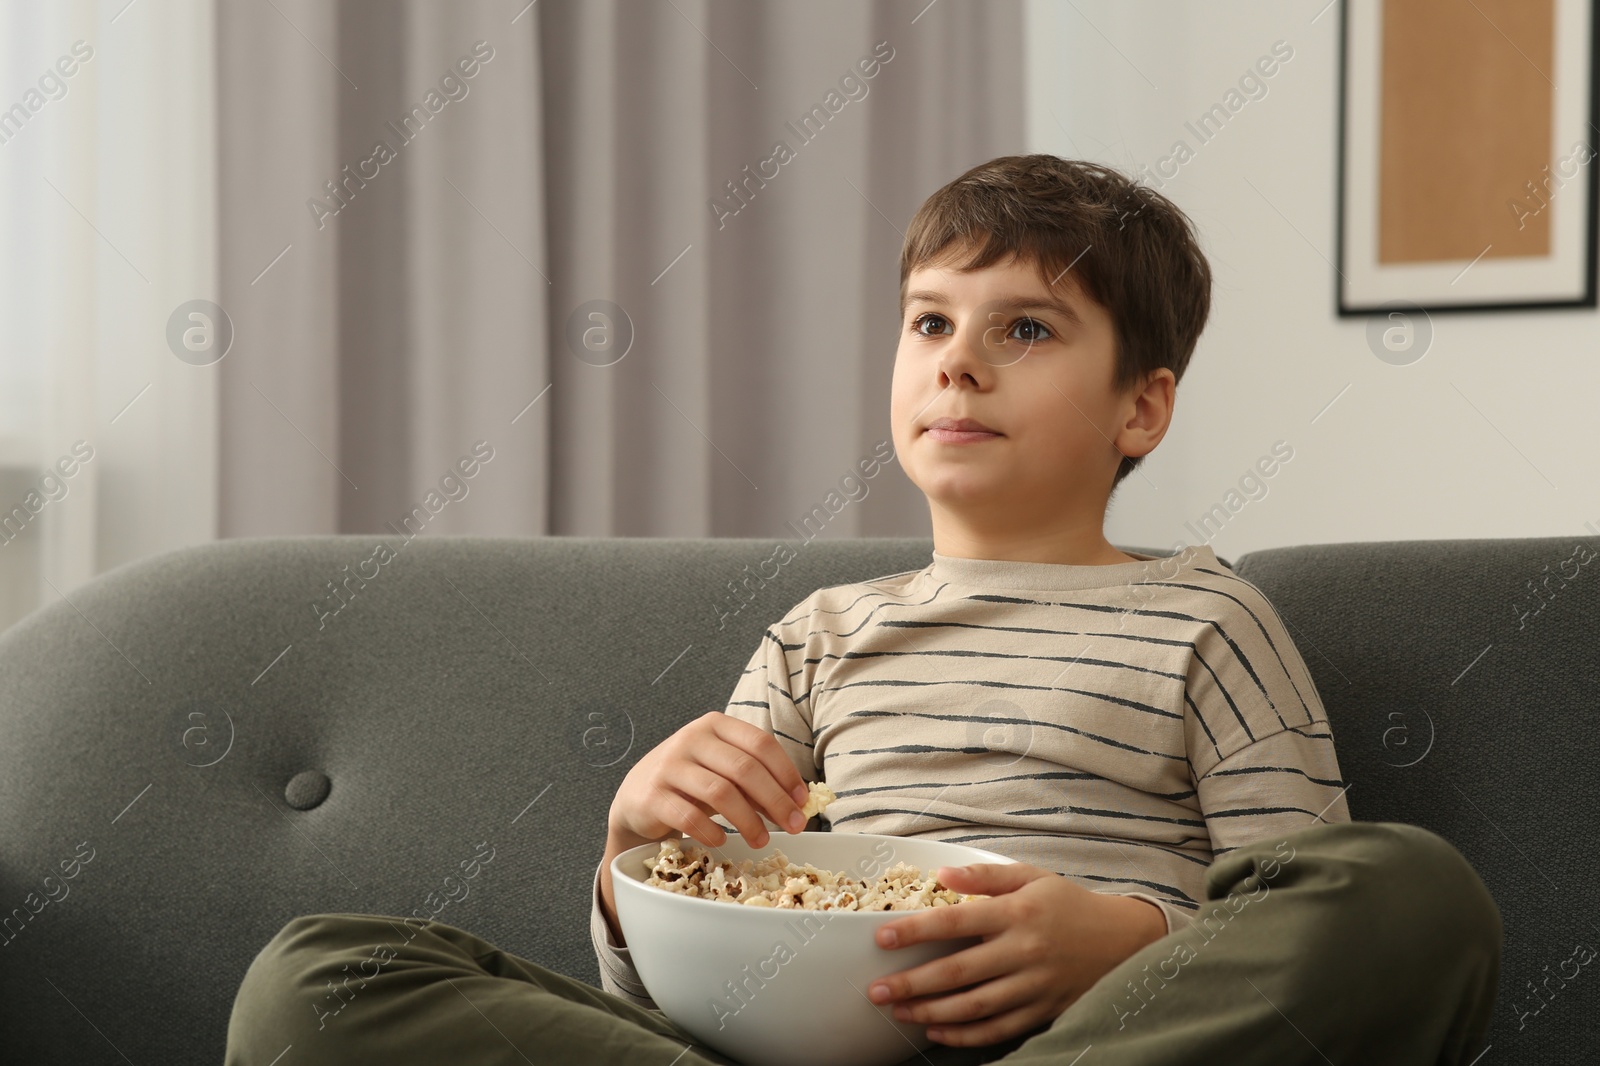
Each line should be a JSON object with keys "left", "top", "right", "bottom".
{"left": 799, "top": 780, "right": 836, "bottom": 820}
{"left": 642, "top": 837, "right": 988, "bottom": 911}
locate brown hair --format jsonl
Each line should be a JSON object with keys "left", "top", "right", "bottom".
{"left": 899, "top": 154, "right": 1212, "bottom": 490}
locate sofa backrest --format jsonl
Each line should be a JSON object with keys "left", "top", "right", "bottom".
{"left": 0, "top": 534, "right": 1593, "bottom": 1063}
{"left": 1236, "top": 536, "right": 1600, "bottom": 1059}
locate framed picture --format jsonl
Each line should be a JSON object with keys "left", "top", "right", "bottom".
{"left": 1337, "top": 0, "right": 1600, "bottom": 314}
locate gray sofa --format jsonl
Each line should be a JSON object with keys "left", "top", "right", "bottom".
{"left": 1, "top": 534, "right": 1595, "bottom": 1063}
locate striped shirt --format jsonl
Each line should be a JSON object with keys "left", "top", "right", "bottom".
{"left": 590, "top": 543, "right": 1349, "bottom": 1007}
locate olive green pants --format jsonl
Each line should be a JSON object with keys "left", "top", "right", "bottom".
{"left": 225, "top": 822, "right": 1500, "bottom": 1065}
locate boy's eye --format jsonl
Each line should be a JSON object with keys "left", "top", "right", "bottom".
{"left": 1008, "top": 317, "right": 1052, "bottom": 344}
{"left": 909, "top": 312, "right": 951, "bottom": 337}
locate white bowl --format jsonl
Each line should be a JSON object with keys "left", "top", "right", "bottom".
{"left": 611, "top": 831, "right": 1017, "bottom": 1066}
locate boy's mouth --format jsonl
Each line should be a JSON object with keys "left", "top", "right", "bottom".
{"left": 925, "top": 416, "right": 1001, "bottom": 444}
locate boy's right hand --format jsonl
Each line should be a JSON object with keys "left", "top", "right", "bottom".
{"left": 608, "top": 711, "right": 811, "bottom": 850}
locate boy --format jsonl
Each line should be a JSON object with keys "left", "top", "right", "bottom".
{"left": 226, "top": 155, "right": 1501, "bottom": 1065}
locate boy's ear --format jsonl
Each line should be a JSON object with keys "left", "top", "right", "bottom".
{"left": 1116, "top": 368, "right": 1176, "bottom": 459}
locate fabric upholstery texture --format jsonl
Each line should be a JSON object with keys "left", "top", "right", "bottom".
{"left": 0, "top": 534, "right": 1593, "bottom": 1063}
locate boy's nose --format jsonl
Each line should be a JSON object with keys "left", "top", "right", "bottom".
{"left": 937, "top": 339, "right": 995, "bottom": 386}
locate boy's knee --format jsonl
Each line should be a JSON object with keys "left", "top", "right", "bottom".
{"left": 1331, "top": 822, "right": 1502, "bottom": 963}
{"left": 249, "top": 913, "right": 379, "bottom": 985}
{"left": 235, "top": 913, "right": 350, "bottom": 1012}
{"left": 227, "top": 913, "right": 397, "bottom": 1062}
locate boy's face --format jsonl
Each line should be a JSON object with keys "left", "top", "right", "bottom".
{"left": 890, "top": 247, "right": 1166, "bottom": 536}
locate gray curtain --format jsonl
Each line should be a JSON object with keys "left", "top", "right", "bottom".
{"left": 217, "top": 0, "right": 1025, "bottom": 540}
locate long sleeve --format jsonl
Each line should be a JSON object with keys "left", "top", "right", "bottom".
{"left": 1108, "top": 718, "right": 1351, "bottom": 936}
{"left": 587, "top": 856, "right": 658, "bottom": 1010}
{"left": 1112, "top": 890, "right": 1199, "bottom": 937}
{"left": 1184, "top": 581, "right": 1352, "bottom": 857}
{"left": 717, "top": 625, "right": 820, "bottom": 782}
{"left": 709, "top": 624, "right": 827, "bottom": 840}
{"left": 1196, "top": 726, "right": 1351, "bottom": 856}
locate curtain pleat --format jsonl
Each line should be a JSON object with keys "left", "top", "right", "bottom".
{"left": 217, "top": 0, "right": 1026, "bottom": 540}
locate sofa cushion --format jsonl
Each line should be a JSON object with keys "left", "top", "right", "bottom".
{"left": 1237, "top": 536, "right": 1600, "bottom": 1060}
{"left": 1, "top": 533, "right": 1592, "bottom": 1063}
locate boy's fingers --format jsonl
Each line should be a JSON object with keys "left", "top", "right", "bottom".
{"left": 709, "top": 718, "right": 809, "bottom": 825}
{"left": 895, "top": 971, "right": 1036, "bottom": 1028}
{"left": 694, "top": 742, "right": 800, "bottom": 832}
{"left": 659, "top": 788, "right": 726, "bottom": 847}
{"left": 876, "top": 894, "right": 998, "bottom": 950}
{"left": 938, "top": 862, "right": 1048, "bottom": 894}
{"left": 714, "top": 714, "right": 809, "bottom": 799}
{"left": 868, "top": 938, "right": 1011, "bottom": 1007}
{"left": 680, "top": 764, "right": 771, "bottom": 846}
{"left": 923, "top": 1000, "right": 1045, "bottom": 1047}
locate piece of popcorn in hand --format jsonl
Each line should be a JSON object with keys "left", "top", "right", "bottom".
{"left": 799, "top": 780, "right": 836, "bottom": 820}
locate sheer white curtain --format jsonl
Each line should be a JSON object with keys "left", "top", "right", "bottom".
{"left": 0, "top": 0, "right": 218, "bottom": 632}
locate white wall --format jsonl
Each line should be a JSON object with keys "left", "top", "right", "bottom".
{"left": 1025, "top": 0, "right": 1600, "bottom": 561}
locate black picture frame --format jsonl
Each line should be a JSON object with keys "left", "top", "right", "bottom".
{"left": 1335, "top": 0, "right": 1600, "bottom": 316}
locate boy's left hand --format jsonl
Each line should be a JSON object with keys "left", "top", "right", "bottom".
{"left": 865, "top": 862, "right": 1166, "bottom": 1047}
